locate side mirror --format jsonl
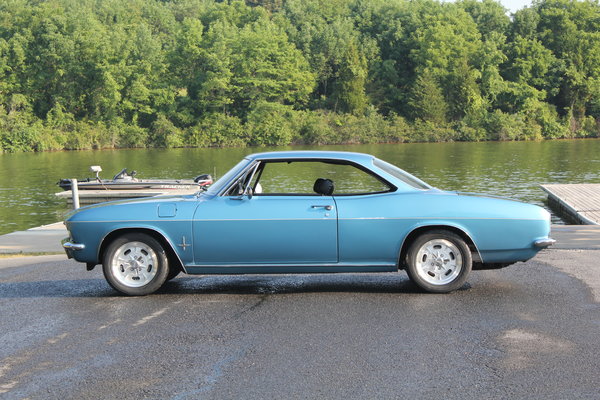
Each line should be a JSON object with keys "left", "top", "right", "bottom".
{"left": 230, "top": 185, "right": 253, "bottom": 201}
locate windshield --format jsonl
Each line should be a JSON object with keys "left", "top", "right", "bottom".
{"left": 372, "top": 159, "right": 431, "bottom": 190}
{"left": 205, "top": 158, "right": 253, "bottom": 195}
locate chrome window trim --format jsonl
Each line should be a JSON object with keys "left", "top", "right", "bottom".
{"left": 217, "top": 158, "right": 396, "bottom": 197}
{"left": 219, "top": 160, "right": 261, "bottom": 197}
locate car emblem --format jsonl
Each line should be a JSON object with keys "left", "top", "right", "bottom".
{"left": 177, "top": 236, "right": 190, "bottom": 251}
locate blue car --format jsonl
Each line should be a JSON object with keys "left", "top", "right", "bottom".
{"left": 63, "top": 151, "right": 555, "bottom": 295}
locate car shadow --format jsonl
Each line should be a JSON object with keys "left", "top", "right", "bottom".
{"left": 0, "top": 274, "right": 472, "bottom": 298}
{"left": 0, "top": 279, "right": 115, "bottom": 298}
{"left": 158, "top": 273, "right": 472, "bottom": 295}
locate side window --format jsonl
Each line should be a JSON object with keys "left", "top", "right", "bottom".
{"left": 254, "top": 161, "right": 391, "bottom": 195}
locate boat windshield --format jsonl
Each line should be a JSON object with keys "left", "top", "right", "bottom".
{"left": 372, "top": 158, "right": 431, "bottom": 190}
{"left": 205, "top": 158, "right": 253, "bottom": 195}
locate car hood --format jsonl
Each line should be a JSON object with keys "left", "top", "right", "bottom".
{"left": 64, "top": 192, "right": 207, "bottom": 222}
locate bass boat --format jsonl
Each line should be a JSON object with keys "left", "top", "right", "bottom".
{"left": 58, "top": 166, "right": 212, "bottom": 191}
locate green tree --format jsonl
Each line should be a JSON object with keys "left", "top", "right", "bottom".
{"left": 330, "top": 42, "right": 368, "bottom": 114}
{"left": 409, "top": 70, "right": 448, "bottom": 124}
{"left": 536, "top": 0, "right": 600, "bottom": 121}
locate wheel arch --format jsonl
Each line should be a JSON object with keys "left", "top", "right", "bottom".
{"left": 98, "top": 227, "right": 185, "bottom": 274}
{"left": 398, "top": 224, "right": 482, "bottom": 270}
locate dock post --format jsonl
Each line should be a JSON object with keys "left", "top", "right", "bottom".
{"left": 71, "top": 179, "right": 80, "bottom": 210}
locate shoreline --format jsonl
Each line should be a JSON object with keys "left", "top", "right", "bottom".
{"left": 3, "top": 135, "right": 600, "bottom": 156}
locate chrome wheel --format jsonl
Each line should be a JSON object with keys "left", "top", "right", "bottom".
{"left": 110, "top": 241, "right": 159, "bottom": 288}
{"left": 414, "top": 238, "right": 463, "bottom": 286}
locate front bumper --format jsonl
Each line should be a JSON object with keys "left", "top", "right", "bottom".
{"left": 62, "top": 238, "right": 85, "bottom": 259}
{"left": 534, "top": 238, "right": 556, "bottom": 248}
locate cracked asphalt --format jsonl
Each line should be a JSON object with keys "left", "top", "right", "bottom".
{"left": 1, "top": 250, "right": 599, "bottom": 399}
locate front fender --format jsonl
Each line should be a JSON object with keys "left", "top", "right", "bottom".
{"left": 67, "top": 220, "right": 193, "bottom": 266}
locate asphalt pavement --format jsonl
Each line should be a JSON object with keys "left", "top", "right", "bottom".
{"left": 0, "top": 250, "right": 599, "bottom": 399}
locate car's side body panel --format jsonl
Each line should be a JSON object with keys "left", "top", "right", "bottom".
{"left": 191, "top": 195, "right": 338, "bottom": 265}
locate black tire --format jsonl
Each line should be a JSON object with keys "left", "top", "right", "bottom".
{"left": 102, "top": 232, "right": 169, "bottom": 296}
{"left": 405, "top": 230, "right": 472, "bottom": 293}
{"left": 166, "top": 266, "right": 181, "bottom": 281}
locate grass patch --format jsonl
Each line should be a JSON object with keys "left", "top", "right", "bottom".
{"left": 0, "top": 252, "right": 65, "bottom": 258}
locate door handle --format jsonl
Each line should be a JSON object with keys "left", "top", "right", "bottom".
{"left": 311, "top": 205, "right": 333, "bottom": 210}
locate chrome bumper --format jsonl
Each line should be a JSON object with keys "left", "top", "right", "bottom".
{"left": 534, "top": 238, "right": 556, "bottom": 248}
{"left": 62, "top": 238, "right": 85, "bottom": 258}
{"left": 63, "top": 241, "right": 85, "bottom": 251}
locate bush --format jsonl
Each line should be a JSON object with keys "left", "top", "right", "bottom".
{"left": 116, "top": 124, "right": 149, "bottom": 148}
{"left": 382, "top": 114, "right": 409, "bottom": 143}
{"left": 245, "top": 102, "right": 295, "bottom": 146}
{"left": 485, "top": 110, "right": 532, "bottom": 141}
{"left": 0, "top": 107, "right": 38, "bottom": 152}
{"left": 186, "top": 113, "right": 246, "bottom": 147}
{"left": 291, "top": 110, "right": 336, "bottom": 145}
{"left": 579, "top": 116, "right": 599, "bottom": 138}
{"left": 151, "top": 115, "right": 184, "bottom": 148}
{"left": 521, "top": 99, "right": 566, "bottom": 139}
{"left": 409, "top": 120, "right": 459, "bottom": 142}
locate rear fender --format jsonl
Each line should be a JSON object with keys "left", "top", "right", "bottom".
{"left": 398, "top": 222, "right": 482, "bottom": 269}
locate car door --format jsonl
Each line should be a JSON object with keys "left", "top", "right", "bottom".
{"left": 192, "top": 194, "right": 338, "bottom": 266}
{"left": 334, "top": 193, "right": 404, "bottom": 267}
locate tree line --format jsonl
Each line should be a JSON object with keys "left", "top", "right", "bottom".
{"left": 0, "top": 0, "right": 599, "bottom": 152}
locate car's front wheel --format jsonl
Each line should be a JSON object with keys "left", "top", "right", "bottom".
{"left": 405, "top": 230, "right": 472, "bottom": 293}
{"left": 103, "top": 233, "right": 169, "bottom": 296}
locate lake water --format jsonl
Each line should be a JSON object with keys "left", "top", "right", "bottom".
{"left": 1, "top": 139, "right": 599, "bottom": 235}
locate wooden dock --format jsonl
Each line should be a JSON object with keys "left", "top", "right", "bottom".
{"left": 55, "top": 188, "right": 200, "bottom": 204}
{"left": 541, "top": 184, "right": 600, "bottom": 225}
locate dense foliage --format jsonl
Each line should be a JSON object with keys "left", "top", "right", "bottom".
{"left": 0, "top": 0, "right": 599, "bottom": 152}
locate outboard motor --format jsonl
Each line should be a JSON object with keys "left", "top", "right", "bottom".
{"left": 58, "top": 178, "right": 73, "bottom": 191}
{"left": 113, "top": 168, "right": 135, "bottom": 181}
{"left": 194, "top": 174, "right": 213, "bottom": 187}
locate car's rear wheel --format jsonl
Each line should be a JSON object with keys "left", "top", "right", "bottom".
{"left": 103, "top": 233, "right": 169, "bottom": 296}
{"left": 405, "top": 230, "right": 472, "bottom": 293}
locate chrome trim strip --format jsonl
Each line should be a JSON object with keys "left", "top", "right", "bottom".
{"left": 63, "top": 241, "right": 85, "bottom": 251}
{"left": 338, "top": 217, "right": 548, "bottom": 221}
{"left": 217, "top": 157, "right": 397, "bottom": 197}
{"left": 534, "top": 238, "right": 556, "bottom": 248}
{"left": 190, "top": 218, "right": 334, "bottom": 222}
{"left": 69, "top": 216, "right": 548, "bottom": 223}
{"left": 71, "top": 218, "right": 334, "bottom": 223}
{"left": 186, "top": 263, "right": 397, "bottom": 268}
{"left": 69, "top": 219, "right": 194, "bottom": 223}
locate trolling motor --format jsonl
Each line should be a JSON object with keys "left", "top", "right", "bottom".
{"left": 90, "top": 166, "right": 102, "bottom": 182}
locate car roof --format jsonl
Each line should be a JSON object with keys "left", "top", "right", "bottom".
{"left": 246, "top": 151, "right": 375, "bottom": 164}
